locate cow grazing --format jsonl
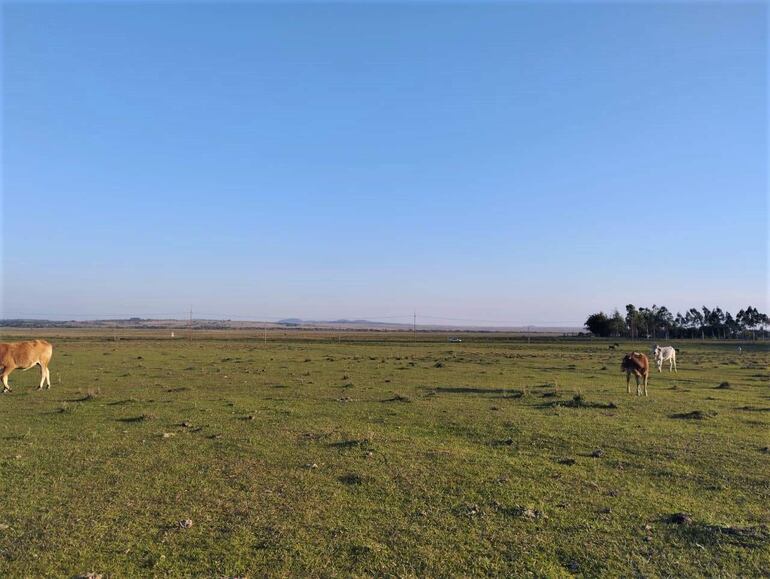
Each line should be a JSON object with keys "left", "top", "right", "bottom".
{"left": 653, "top": 345, "right": 677, "bottom": 373}
{"left": 621, "top": 352, "right": 649, "bottom": 396}
{"left": 0, "top": 340, "right": 53, "bottom": 393}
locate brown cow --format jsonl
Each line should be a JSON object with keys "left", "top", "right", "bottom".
{"left": 0, "top": 340, "right": 53, "bottom": 393}
{"left": 621, "top": 352, "right": 649, "bottom": 396}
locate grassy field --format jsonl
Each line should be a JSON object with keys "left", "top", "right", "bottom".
{"left": 0, "top": 330, "right": 768, "bottom": 577}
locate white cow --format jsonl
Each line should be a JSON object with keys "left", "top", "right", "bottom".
{"left": 653, "top": 345, "right": 677, "bottom": 373}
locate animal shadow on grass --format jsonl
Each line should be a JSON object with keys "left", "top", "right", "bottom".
{"left": 116, "top": 414, "right": 156, "bottom": 423}
{"left": 65, "top": 392, "right": 100, "bottom": 403}
{"left": 382, "top": 393, "right": 412, "bottom": 402}
{"left": 107, "top": 398, "right": 138, "bottom": 406}
{"left": 662, "top": 515, "right": 770, "bottom": 549}
{"left": 64, "top": 388, "right": 101, "bottom": 402}
{"left": 670, "top": 410, "right": 717, "bottom": 420}
{"left": 429, "top": 387, "right": 524, "bottom": 399}
{"left": 538, "top": 394, "right": 617, "bottom": 410}
{"left": 2, "top": 433, "right": 30, "bottom": 441}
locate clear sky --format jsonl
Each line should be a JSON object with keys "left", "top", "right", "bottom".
{"left": 1, "top": 1, "right": 767, "bottom": 325}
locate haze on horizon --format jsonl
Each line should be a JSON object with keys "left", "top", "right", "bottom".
{"left": 1, "top": 2, "right": 767, "bottom": 326}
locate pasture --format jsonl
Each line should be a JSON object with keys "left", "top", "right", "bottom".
{"left": 0, "top": 330, "right": 768, "bottom": 577}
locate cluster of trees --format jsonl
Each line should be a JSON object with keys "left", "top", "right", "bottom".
{"left": 585, "top": 305, "right": 768, "bottom": 339}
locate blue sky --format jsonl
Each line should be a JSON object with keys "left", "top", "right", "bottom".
{"left": 1, "top": 2, "right": 767, "bottom": 325}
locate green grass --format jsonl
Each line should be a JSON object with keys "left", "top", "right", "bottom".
{"left": 1, "top": 331, "right": 768, "bottom": 577}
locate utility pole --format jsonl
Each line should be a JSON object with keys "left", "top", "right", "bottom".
{"left": 263, "top": 322, "right": 267, "bottom": 345}
{"left": 413, "top": 311, "right": 417, "bottom": 344}
{"left": 189, "top": 307, "right": 193, "bottom": 341}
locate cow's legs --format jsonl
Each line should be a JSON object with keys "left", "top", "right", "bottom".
{"left": 1, "top": 368, "right": 12, "bottom": 393}
{"left": 643, "top": 373, "right": 648, "bottom": 396}
{"left": 626, "top": 372, "right": 631, "bottom": 394}
{"left": 45, "top": 366, "right": 52, "bottom": 388}
{"left": 38, "top": 363, "right": 47, "bottom": 390}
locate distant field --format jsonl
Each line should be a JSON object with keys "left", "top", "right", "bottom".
{"left": 1, "top": 330, "right": 768, "bottom": 577}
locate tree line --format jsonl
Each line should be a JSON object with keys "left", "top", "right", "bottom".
{"left": 585, "top": 305, "right": 768, "bottom": 339}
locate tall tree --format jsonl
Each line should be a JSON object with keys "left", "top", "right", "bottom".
{"left": 585, "top": 312, "right": 612, "bottom": 337}
{"left": 675, "top": 312, "right": 687, "bottom": 338}
{"left": 702, "top": 306, "right": 714, "bottom": 337}
{"left": 625, "top": 304, "right": 639, "bottom": 339}
{"left": 724, "top": 312, "right": 740, "bottom": 338}
{"left": 655, "top": 306, "right": 674, "bottom": 339}
{"left": 689, "top": 308, "right": 704, "bottom": 338}
{"left": 736, "top": 308, "right": 748, "bottom": 337}
{"left": 609, "top": 309, "right": 625, "bottom": 337}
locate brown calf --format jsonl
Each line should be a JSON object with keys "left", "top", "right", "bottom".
{"left": 0, "top": 340, "right": 53, "bottom": 393}
{"left": 621, "top": 352, "right": 649, "bottom": 396}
